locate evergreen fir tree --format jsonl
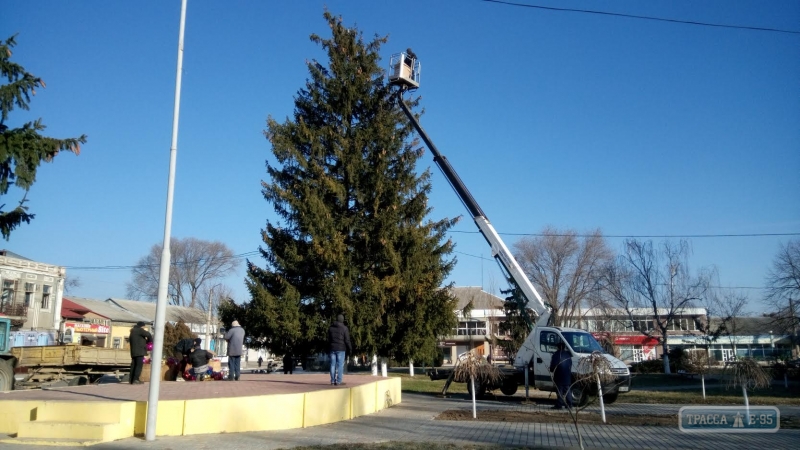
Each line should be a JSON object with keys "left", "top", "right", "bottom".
{"left": 0, "top": 35, "right": 86, "bottom": 239}
{"left": 496, "top": 286, "right": 534, "bottom": 362}
{"left": 245, "top": 11, "right": 458, "bottom": 364}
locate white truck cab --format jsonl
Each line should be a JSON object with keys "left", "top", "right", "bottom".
{"left": 522, "top": 326, "right": 630, "bottom": 404}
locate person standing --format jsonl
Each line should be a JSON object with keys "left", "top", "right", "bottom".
{"left": 128, "top": 321, "right": 152, "bottom": 385}
{"left": 283, "top": 350, "right": 294, "bottom": 375}
{"left": 549, "top": 341, "right": 573, "bottom": 409}
{"left": 224, "top": 320, "right": 245, "bottom": 381}
{"left": 258, "top": 356, "right": 263, "bottom": 369}
{"left": 327, "top": 314, "right": 351, "bottom": 386}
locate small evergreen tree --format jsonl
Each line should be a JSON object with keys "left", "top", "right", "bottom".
{"left": 0, "top": 35, "right": 86, "bottom": 239}
{"left": 496, "top": 286, "right": 534, "bottom": 362}
{"left": 244, "top": 11, "right": 457, "bottom": 363}
{"left": 162, "top": 320, "right": 196, "bottom": 359}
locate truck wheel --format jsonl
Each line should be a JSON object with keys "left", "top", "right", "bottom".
{"left": 602, "top": 391, "right": 619, "bottom": 404}
{"left": 570, "top": 386, "right": 588, "bottom": 407}
{"left": 467, "top": 380, "right": 487, "bottom": 399}
{"left": 500, "top": 379, "right": 518, "bottom": 396}
{"left": 0, "top": 359, "right": 14, "bottom": 392}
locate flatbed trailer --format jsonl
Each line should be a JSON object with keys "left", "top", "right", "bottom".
{"left": 9, "top": 344, "right": 130, "bottom": 389}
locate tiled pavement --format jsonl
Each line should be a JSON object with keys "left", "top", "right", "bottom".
{"left": 5, "top": 389, "right": 798, "bottom": 450}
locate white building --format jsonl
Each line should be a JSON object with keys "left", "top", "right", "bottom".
{"left": 1, "top": 250, "right": 65, "bottom": 347}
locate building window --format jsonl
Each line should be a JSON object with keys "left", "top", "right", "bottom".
{"left": 2, "top": 279, "right": 16, "bottom": 307}
{"left": 41, "top": 285, "right": 51, "bottom": 310}
{"left": 24, "top": 283, "right": 36, "bottom": 307}
{"left": 113, "top": 337, "right": 122, "bottom": 349}
{"left": 455, "top": 321, "right": 486, "bottom": 336}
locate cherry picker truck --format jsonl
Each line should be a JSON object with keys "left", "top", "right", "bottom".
{"left": 387, "top": 52, "right": 631, "bottom": 405}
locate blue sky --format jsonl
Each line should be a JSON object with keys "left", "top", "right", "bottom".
{"left": 2, "top": 1, "right": 798, "bottom": 313}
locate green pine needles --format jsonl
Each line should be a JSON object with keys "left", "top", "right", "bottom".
{"left": 242, "top": 12, "right": 458, "bottom": 365}
{"left": 0, "top": 35, "right": 86, "bottom": 239}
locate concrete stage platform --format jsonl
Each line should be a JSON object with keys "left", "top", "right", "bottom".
{"left": 0, "top": 373, "right": 402, "bottom": 446}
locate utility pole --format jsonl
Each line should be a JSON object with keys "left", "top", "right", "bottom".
{"left": 791, "top": 298, "right": 798, "bottom": 358}
{"left": 205, "top": 284, "right": 219, "bottom": 351}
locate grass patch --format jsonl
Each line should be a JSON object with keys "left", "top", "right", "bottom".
{"left": 294, "top": 444, "right": 508, "bottom": 450}
{"left": 621, "top": 385, "right": 800, "bottom": 405}
{"left": 391, "top": 372, "right": 800, "bottom": 406}
{"left": 630, "top": 373, "right": 720, "bottom": 388}
{"left": 389, "top": 372, "right": 468, "bottom": 395}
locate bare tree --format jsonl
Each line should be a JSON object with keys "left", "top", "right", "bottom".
{"left": 513, "top": 227, "right": 613, "bottom": 327}
{"left": 764, "top": 239, "right": 800, "bottom": 355}
{"left": 602, "top": 239, "right": 712, "bottom": 374}
{"left": 126, "top": 237, "right": 240, "bottom": 308}
{"left": 64, "top": 276, "right": 81, "bottom": 294}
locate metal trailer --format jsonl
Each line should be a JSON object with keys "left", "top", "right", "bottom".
{"left": 1, "top": 318, "right": 130, "bottom": 390}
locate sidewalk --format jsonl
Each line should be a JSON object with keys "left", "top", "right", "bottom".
{"left": 11, "top": 393, "right": 799, "bottom": 450}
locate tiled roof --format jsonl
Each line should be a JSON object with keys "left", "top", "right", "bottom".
{"left": 66, "top": 296, "right": 150, "bottom": 323}
{"left": 450, "top": 286, "right": 504, "bottom": 311}
{"left": 61, "top": 298, "right": 91, "bottom": 319}
{"left": 107, "top": 298, "right": 206, "bottom": 325}
{"left": 0, "top": 250, "right": 32, "bottom": 260}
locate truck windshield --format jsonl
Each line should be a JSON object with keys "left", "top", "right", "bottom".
{"left": 561, "top": 331, "right": 605, "bottom": 354}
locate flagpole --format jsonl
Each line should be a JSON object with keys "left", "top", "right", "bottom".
{"left": 146, "top": 0, "right": 187, "bottom": 440}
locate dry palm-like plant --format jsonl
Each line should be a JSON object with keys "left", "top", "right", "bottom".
{"left": 453, "top": 351, "right": 502, "bottom": 418}
{"left": 726, "top": 357, "right": 771, "bottom": 424}
{"left": 575, "top": 351, "right": 615, "bottom": 423}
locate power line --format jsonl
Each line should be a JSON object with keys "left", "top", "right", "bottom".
{"left": 449, "top": 230, "right": 800, "bottom": 239}
{"left": 452, "top": 250, "right": 770, "bottom": 290}
{"left": 481, "top": 0, "right": 800, "bottom": 35}
{"left": 65, "top": 250, "right": 261, "bottom": 271}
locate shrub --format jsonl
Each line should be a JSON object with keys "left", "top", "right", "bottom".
{"left": 630, "top": 359, "right": 664, "bottom": 374}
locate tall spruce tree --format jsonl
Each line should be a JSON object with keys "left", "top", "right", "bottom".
{"left": 244, "top": 12, "right": 458, "bottom": 364}
{"left": 0, "top": 35, "right": 86, "bottom": 239}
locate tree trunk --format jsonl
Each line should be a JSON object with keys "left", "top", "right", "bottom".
{"left": 409, "top": 359, "right": 414, "bottom": 377}
{"left": 701, "top": 374, "right": 706, "bottom": 399}
{"left": 743, "top": 387, "right": 751, "bottom": 425}
{"left": 662, "top": 339, "right": 671, "bottom": 374}
{"left": 470, "top": 376, "right": 477, "bottom": 418}
{"left": 596, "top": 373, "right": 606, "bottom": 423}
{"left": 371, "top": 354, "right": 378, "bottom": 376}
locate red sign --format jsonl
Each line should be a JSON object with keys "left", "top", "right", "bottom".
{"left": 66, "top": 322, "right": 110, "bottom": 334}
{"left": 613, "top": 335, "right": 659, "bottom": 346}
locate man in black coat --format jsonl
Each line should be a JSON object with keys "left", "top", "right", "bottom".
{"left": 549, "top": 341, "right": 573, "bottom": 409}
{"left": 189, "top": 338, "right": 214, "bottom": 380}
{"left": 328, "top": 314, "right": 352, "bottom": 386}
{"left": 129, "top": 321, "right": 152, "bottom": 384}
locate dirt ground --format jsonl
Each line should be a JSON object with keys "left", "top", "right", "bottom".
{"left": 436, "top": 409, "right": 799, "bottom": 429}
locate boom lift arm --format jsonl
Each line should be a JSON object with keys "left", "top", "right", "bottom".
{"left": 393, "top": 91, "right": 552, "bottom": 329}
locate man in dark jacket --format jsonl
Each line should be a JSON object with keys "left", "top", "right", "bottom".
{"left": 223, "top": 320, "right": 245, "bottom": 381}
{"left": 549, "top": 341, "right": 573, "bottom": 409}
{"left": 189, "top": 338, "right": 214, "bottom": 381}
{"left": 129, "top": 321, "right": 152, "bottom": 384}
{"left": 328, "top": 314, "right": 352, "bottom": 386}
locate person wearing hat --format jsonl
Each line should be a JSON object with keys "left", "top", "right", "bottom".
{"left": 189, "top": 338, "right": 214, "bottom": 381}
{"left": 549, "top": 340, "right": 573, "bottom": 409}
{"left": 224, "top": 320, "right": 245, "bottom": 381}
{"left": 327, "top": 314, "right": 352, "bottom": 386}
{"left": 128, "top": 321, "right": 152, "bottom": 385}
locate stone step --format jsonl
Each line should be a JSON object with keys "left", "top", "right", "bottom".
{"left": 0, "top": 436, "right": 103, "bottom": 446}
{"left": 17, "top": 421, "right": 117, "bottom": 441}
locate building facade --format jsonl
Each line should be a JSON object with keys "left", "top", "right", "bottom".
{"left": 439, "top": 287, "right": 506, "bottom": 365}
{"left": 1, "top": 250, "right": 66, "bottom": 347}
